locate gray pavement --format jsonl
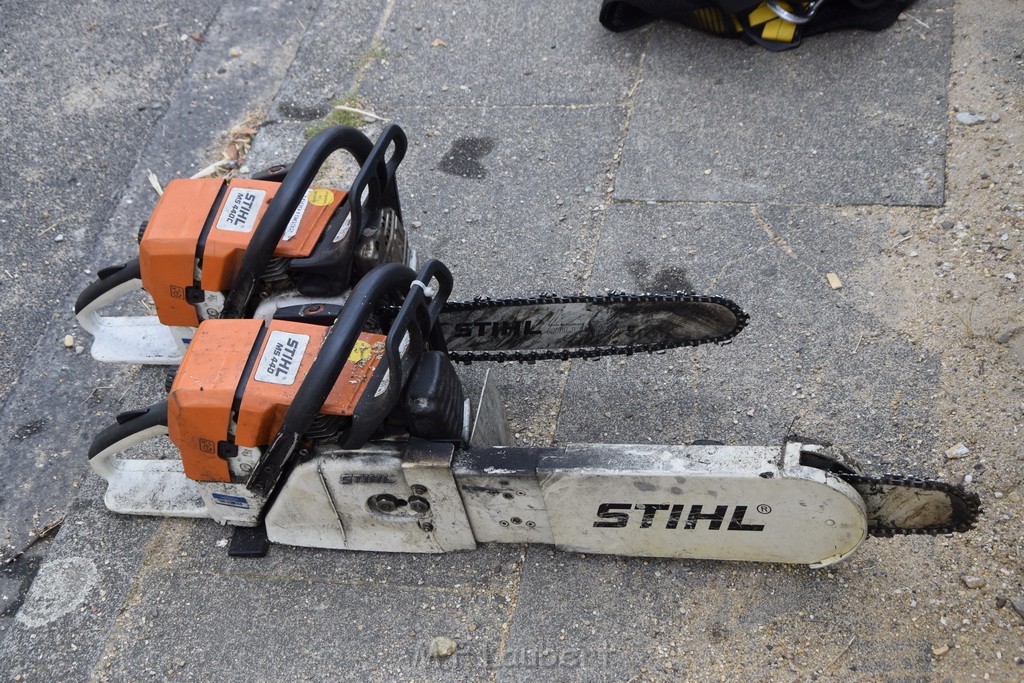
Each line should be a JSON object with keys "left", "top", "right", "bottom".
{"left": 1, "top": 0, "right": 1022, "bottom": 680}
{"left": 617, "top": 1, "right": 953, "bottom": 206}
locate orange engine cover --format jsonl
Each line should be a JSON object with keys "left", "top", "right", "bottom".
{"left": 168, "top": 319, "right": 386, "bottom": 482}
{"left": 139, "top": 178, "right": 346, "bottom": 327}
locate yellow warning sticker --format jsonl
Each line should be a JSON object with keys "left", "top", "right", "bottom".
{"left": 307, "top": 188, "right": 335, "bottom": 207}
{"left": 348, "top": 339, "right": 373, "bottom": 363}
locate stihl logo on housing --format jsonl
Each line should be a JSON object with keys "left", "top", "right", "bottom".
{"left": 254, "top": 331, "right": 309, "bottom": 385}
{"left": 216, "top": 187, "right": 266, "bottom": 233}
{"left": 593, "top": 503, "right": 767, "bottom": 531}
{"left": 452, "top": 320, "right": 543, "bottom": 338}
{"left": 339, "top": 474, "right": 395, "bottom": 485}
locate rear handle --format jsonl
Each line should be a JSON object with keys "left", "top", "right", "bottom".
{"left": 74, "top": 260, "right": 142, "bottom": 317}
{"left": 88, "top": 403, "right": 170, "bottom": 480}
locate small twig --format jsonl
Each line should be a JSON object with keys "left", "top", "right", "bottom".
{"left": 903, "top": 12, "right": 930, "bottom": 29}
{"left": 782, "top": 416, "right": 800, "bottom": 443}
{"left": 149, "top": 22, "right": 169, "bottom": 30}
{"left": 190, "top": 158, "right": 236, "bottom": 179}
{"left": 895, "top": 235, "right": 914, "bottom": 246}
{"left": 38, "top": 217, "right": 67, "bottom": 235}
{"left": 2, "top": 516, "right": 65, "bottom": 565}
{"left": 817, "top": 636, "right": 856, "bottom": 677}
{"left": 82, "top": 386, "right": 115, "bottom": 405}
{"left": 333, "top": 104, "right": 386, "bottom": 122}
{"left": 852, "top": 331, "right": 863, "bottom": 354}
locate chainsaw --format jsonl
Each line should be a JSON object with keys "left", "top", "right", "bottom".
{"left": 75, "top": 124, "right": 414, "bottom": 364}
{"left": 75, "top": 124, "right": 744, "bottom": 366}
{"left": 87, "top": 259, "right": 980, "bottom": 567}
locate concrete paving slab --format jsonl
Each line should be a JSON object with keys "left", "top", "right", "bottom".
{"left": 615, "top": 0, "right": 954, "bottom": 206}
{"left": 268, "top": 0, "right": 386, "bottom": 121}
{"left": 502, "top": 542, "right": 941, "bottom": 682}
{"left": 558, "top": 202, "right": 942, "bottom": 475}
{"left": 0, "top": 0, "right": 220, "bottom": 410}
{"left": 84, "top": 521, "right": 520, "bottom": 682}
{"left": 0, "top": 0, "right": 317, "bottom": 561}
{"left": 378, "top": 105, "right": 622, "bottom": 299}
{"left": 0, "top": 476, "right": 162, "bottom": 680}
{"left": 361, "top": 0, "right": 643, "bottom": 107}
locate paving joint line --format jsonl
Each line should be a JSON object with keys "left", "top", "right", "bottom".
{"left": 89, "top": 519, "right": 190, "bottom": 678}
{"left": 338, "top": 103, "right": 622, "bottom": 113}
{"left": 193, "top": 568, "right": 505, "bottom": 596}
{"left": 607, "top": 196, "right": 945, "bottom": 210}
{"left": 545, "top": 34, "right": 653, "bottom": 448}
{"left": 487, "top": 545, "right": 528, "bottom": 681}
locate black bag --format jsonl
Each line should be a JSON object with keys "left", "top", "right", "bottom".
{"left": 600, "top": 0, "right": 918, "bottom": 50}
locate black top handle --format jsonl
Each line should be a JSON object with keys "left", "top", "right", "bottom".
{"left": 348, "top": 123, "right": 408, "bottom": 235}
{"left": 286, "top": 123, "right": 409, "bottom": 289}
{"left": 342, "top": 258, "right": 452, "bottom": 449}
{"left": 246, "top": 259, "right": 452, "bottom": 495}
{"left": 221, "top": 126, "right": 375, "bottom": 320}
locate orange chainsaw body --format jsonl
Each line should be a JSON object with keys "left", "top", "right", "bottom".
{"left": 139, "top": 178, "right": 346, "bottom": 327}
{"left": 167, "top": 319, "right": 385, "bottom": 482}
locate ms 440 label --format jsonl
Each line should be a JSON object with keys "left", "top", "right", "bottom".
{"left": 216, "top": 187, "right": 266, "bottom": 233}
{"left": 254, "top": 331, "right": 309, "bottom": 385}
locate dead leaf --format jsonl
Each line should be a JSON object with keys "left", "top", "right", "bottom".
{"left": 431, "top": 38, "right": 448, "bottom": 47}
{"left": 189, "top": 31, "right": 205, "bottom": 42}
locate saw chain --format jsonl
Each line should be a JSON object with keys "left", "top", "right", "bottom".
{"left": 839, "top": 473, "right": 981, "bottom": 537}
{"left": 442, "top": 292, "right": 750, "bottom": 364}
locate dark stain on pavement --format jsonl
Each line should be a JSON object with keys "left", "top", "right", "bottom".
{"left": 12, "top": 418, "right": 48, "bottom": 441}
{"left": 0, "top": 554, "right": 42, "bottom": 617}
{"left": 626, "top": 257, "right": 694, "bottom": 293}
{"left": 439, "top": 137, "right": 495, "bottom": 179}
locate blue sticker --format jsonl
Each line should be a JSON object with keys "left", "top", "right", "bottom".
{"left": 211, "top": 493, "right": 250, "bottom": 509}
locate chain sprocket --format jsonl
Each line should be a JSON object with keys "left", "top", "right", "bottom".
{"left": 442, "top": 292, "right": 749, "bottom": 364}
{"left": 839, "top": 472, "right": 981, "bottom": 537}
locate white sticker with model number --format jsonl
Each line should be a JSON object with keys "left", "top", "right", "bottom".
{"left": 254, "top": 331, "right": 309, "bottom": 385}
{"left": 216, "top": 187, "right": 267, "bottom": 233}
{"left": 282, "top": 195, "right": 309, "bottom": 240}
